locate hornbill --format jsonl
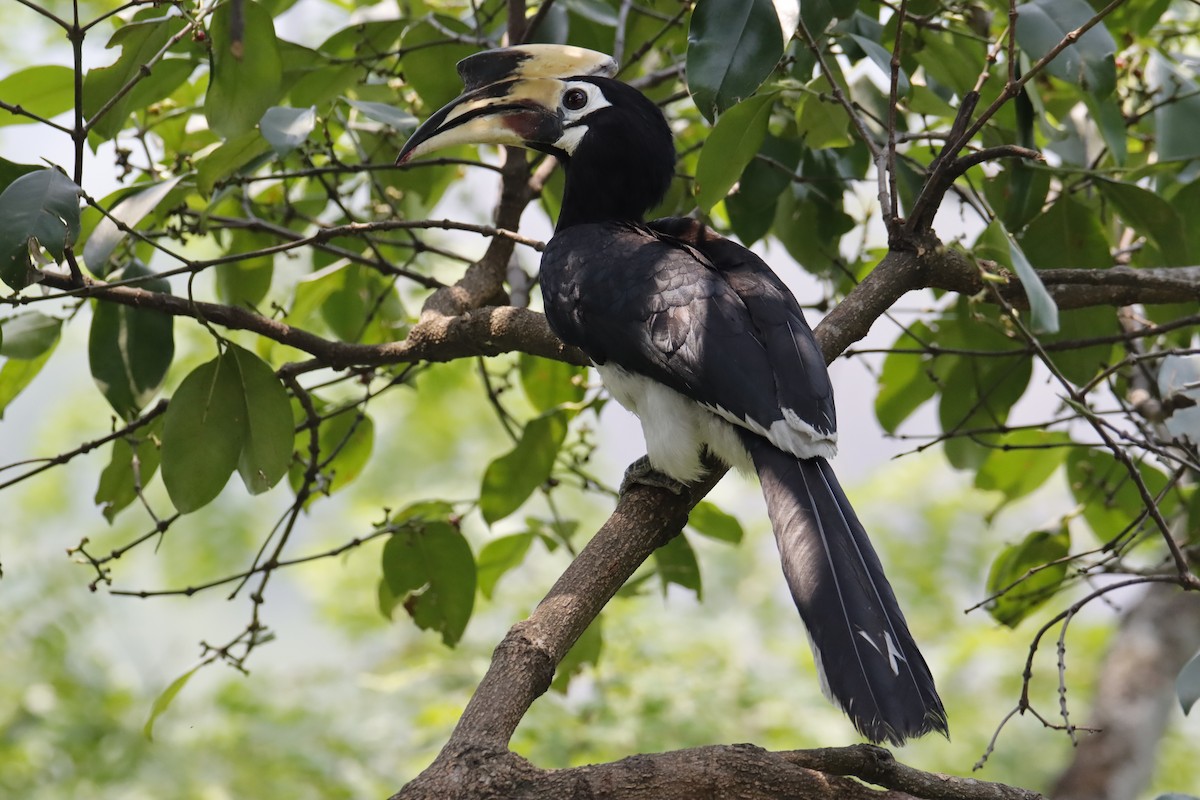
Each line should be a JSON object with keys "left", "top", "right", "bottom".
{"left": 398, "top": 44, "right": 948, "bottom": 745}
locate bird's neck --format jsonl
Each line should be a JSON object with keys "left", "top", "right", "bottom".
{"left": 555, "top": 131, "right": 674, "bottom": 230}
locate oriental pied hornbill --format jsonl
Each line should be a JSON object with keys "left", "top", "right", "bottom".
{"left": 398, "top": 44, "right": 948, "bottom": 745}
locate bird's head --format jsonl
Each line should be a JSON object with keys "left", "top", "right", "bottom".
{"left": 397, "top": 44, "right": 676, "bottom": 226}
{"left": 396, "top": 44, "right": 621, "bottom": 164}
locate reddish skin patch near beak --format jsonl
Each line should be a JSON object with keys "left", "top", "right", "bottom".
{"left": 501, "top": 109, "right": 559, "bottom": 143}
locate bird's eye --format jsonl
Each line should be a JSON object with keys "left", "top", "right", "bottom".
{"left": 563, "top": 87, "right": 589, "bottom": 111}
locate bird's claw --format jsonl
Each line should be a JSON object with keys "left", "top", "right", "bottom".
{"left": 620, "top": 456, "right": 687, "bottom": 496}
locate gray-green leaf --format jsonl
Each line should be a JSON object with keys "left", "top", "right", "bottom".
{"left": 0, "top": 169, "right": 81, "bottom": 291}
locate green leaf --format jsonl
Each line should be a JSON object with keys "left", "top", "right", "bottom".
{"left": 794, "top": 76, "right": 853, "bottom": 149}
{"left": 974, "top": 429, "right": 1072, "bottom": 505}
{"left": 0, "top": 157, "right": 40, "bottom": 195}
{"left": 1152, "top": 56, "right": 1200, "bottom": 163}
{"left": 800, "top": 0, "right": 859, "bottom": 37}
{"left": 1014, "top": 0, "right": 1116, "bottom": 97}
{"left": 0, "top": 169, "right": 82, "bottom": 291}
{"left": 518, "top": 354, "right": 585, "bottom": 413}
{"left": 1178, "top": 648, "right": 1200, "bottom": 715}
{"left": 83, "top": 15, "right": 188, "bottom": 139}
{"left": 1083, "top": 93, "right": 1126, "bottom": 166}
{"left": 479, "top": 410, "right": 569, "bottom": 525}
{"left": 0, "top": 65, "right": 76, "bottom": 128}
{"left": 289, "top": 408, "right": 375, "bottom": 499}
{"left": 204, "top": 0, "right": 284, "bottom": 139}
{"left": 1066, "top": 448, "right": 1177, "bottom": 544}
{"left": 476, "top": 532, "right": 535, "bottom": 599}
{"left": 259, "top": 105, "right": 316, "bottom": 156}
{"left": 875, "top": 321, "right": 937, "bottom": 434}
{"left": 215, "top": 229, "right": 274, "bottom": 308}
{"left": 986, "top": 528, "right": 1070, "bottom": 627}
{"left": 687, "top": 501, "right": 743, "bottom": 543}
{"left": 1007, "top": 234, "right": 1058, "bottom": 334}
{"left": 95, "top": 418, "right": 164, "bottom": 523}
{"left": 0, "top": 345, "right": 55, "bottom": 418}
{"left": 1096, "top": 179, "right": 1189, "bottom": 266}
{"left": 726, "top": 135, "right": 801, "bottom": 244}
{"left": 228, "top": 345, "right": 292, "bottom": 494}
{"left": 847, "top": 34, "right": 909, "bottom": 97}
{"left": 0, "top": 312, "right": 62, "bottom": 359}
{"left": 380, "top": 521, "right": 475, "bottom": 647}
{"left": 143, "top": 665, "right": 200, "bottom": 741}
{"left": 196, "top": 130, "right": 273, "bottom": 195}
{"left": 82, "top": 176, "right": 185, "bottom": 276}
{"left": 687, "top": 0, "right": 785, "bottom": 121}
{"left": 653, "top": 533, "right": 702, "bottom": 598}
{"left": 694, "top": 91, "right": 778, "bottom": 212}
{"left": 88, "top": 264, "right": 174, "bottom": 420}
{"left": 345, "top": 99, "right": 418, "bottom": 131}
{"left": 160, "top": 351, "right": 247, "bottom": 513}
{"left": 551, "top": 615, "right": 603, "bottom": 693}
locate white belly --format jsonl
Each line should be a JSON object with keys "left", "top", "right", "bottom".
{"left": 595, "top": 362, "right": 753, "bottom": 483}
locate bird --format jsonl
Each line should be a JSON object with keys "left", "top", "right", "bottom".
{"left": 397, "top": 44, "right": 948, "bottom": 746}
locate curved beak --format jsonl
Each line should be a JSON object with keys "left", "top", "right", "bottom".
{"left": 396, "top": 78, "right": 564, "bottom": 165}
{"left": 396, "top": 44, "right": 617, "bottom": 165}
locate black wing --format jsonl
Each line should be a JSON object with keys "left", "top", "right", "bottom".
{"left": 540, "top": 219, "right": 836, "bottom": 452}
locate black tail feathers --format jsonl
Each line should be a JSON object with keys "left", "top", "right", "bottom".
{"left": 744, "top": 436, "right": 948, "bottom": 745}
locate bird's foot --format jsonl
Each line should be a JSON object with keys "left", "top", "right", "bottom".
{"left": 620, "top": 456, "right": 687, "bottom": 496}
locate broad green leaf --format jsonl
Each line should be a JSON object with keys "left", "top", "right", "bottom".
{"left": 726, "top": 134, "right": 801, "bottom": 244}
{"left": 0, "top": 345, "right": 55, "bottom": 418}
{"left": 0, "top": 66, "right": 75, "bottom": 128}
{"left": 196, "top": 130, "right": 272, "bottom": 195}
{"left": 1007, "top": 234, "right": 1058, "bottom": 334}
{"left": 1014, "top": 0, "right": 1116, "bottom": 97}
{"left": 380, "top": 521, "right": 475, "bottom": 646}
{"left": 694, "top": 91, "right": 778, "bottom": 212}
{"left": 1066, "top": 448, "right": 1177, "bottom": 545}
{"left": 687, "top": 501, "right": 743, "bottom": 543}
{"left": 345, "top": 99, "right": 418, "bottom": 131}
{"left": 0, "top": 312, "right": 62, "bottom": 359}
{"left": 215, "top": 229, "right": 274, "bottom": 308}
{"left": 0, "top": 157, "right": 40, "bottom": 195}
{"left": 204, "top": 0, "right": 284, "bottom": 139}
{"left": 88, "top": 264, "right": 174, "bottom": 420}
{"left": 289, "top": 408, "right": 375, "bottom": 499}
{"left": 974, "top": 429, "right": 1072, "bottom": 505}
{"left": 161, "top": 352, "right": 247, "bottom": 513}
{"left": 984, "top": 163, "right": 1050, "bottom": 233}
{"left": 320, "top": 264, "right": 407, "bottom": 345}
{"left": 1152, "top": 56, "right": 1200, "bottom": 163}
{"left": 229, "top": 345, "right": 292, "bottom": 494}
{"left": 1083, "top": 94, "right": 1126, "bottom": 166}
{"left": 912, "top": 30, "right": 982, "bottom": 96}
{"left": 772, "top": 189, "right": 855, "bottom": 275}
{"left": 794, "top": 76, "right": 852, "bottom": 148}
{"left": 143, "top": 665, "right": 200, "bottom": 741}
{"left": 1179, "top": 649, "right": 1200, "bottom": 715}
{"left": 551, "top": 615, "right": 603, "bottom": 693}
{"left": 476, "top": 532, "right": 535, "bottom": 599}
{"left": 875, "top": 321, "right": 937, "bottom": 434}
{"left": 938, "top": 352, "right": 1031, "bottom": 470}
{"left": 1096, "top": 179, "right": 1188, "bottom": 266}
{"left": 82, "top": 176, "right": 185, "bottom": 276}
{"left": 687, "top": 0, "right": 785, "bottom": 121}
{"left": 479, "top": 410, "right": 569, "bottom": 525}
{"left": 847, "top": 34, "right": 909, "bottom": 96}
{"left": 83, "top": 15, "right": 188, "bottom": 139}
{"left": 94, "top": 418, "right": 164, "bottom": 523}
{"left": 259, "top": 106, "right": 316, "bottom": 156}
{"left": 518, "top": 353, "right": 585, "bottom": 413}
{"left": 986, "top": 528, "right": 1070, "bottom": 627}
{"left": 0, "top": 169, "right": 82, "bottom": 291}
{"left": 653, "top": 533, "right": 702, "bottom": 597}
{"left": 799, "top": 0, "right": 859, "bottom": 37}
